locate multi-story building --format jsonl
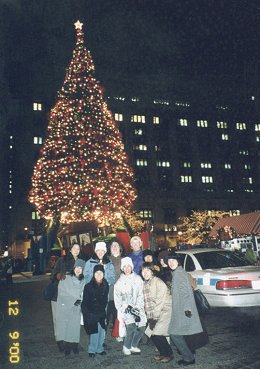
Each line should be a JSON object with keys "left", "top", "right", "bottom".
{"left": 1, "top": 91, "right": 260, "bottom": 253}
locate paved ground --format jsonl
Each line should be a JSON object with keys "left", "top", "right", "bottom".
{"left": 1, "top": 275, "right": 260, "bottom": 369}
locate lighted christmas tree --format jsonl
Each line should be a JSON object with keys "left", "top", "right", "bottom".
{"left": 29, "top": 20, "right": 137, "bottom": 226}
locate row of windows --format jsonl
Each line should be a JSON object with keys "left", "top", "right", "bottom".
{"left": 115, "top": 113, "right": 260, "bottom": 132}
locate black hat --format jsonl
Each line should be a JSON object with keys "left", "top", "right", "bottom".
{"left": 143, "top": 249, "right": 153, "bottom": 257}
{"left": 93, "top": 264, "right": 105, "bottom": 274}
{"left": 166, "top": 251, "right": 183, "bottom": 261}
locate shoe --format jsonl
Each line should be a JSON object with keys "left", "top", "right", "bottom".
{"left": 130, "top": 347, "right": 141, "bottom": 353}
{"left": 98, "top": 351, "right": 106, "bottom": 355}
{"left": 160, "top": 356, "right": 174, "bottom": 363}
{"left": 178, "top": 359, "right": 196, "bottom": 366}
{"left": 154, "top": 355, "right": 163, "bottom": 361}
{"left": 123, "top": 346, "right": 131, "bottom": 355}
{"left": 89, "top": 353, "right": 95, "bottom": 358}
{"left": 116, "top": 337, "right": 124, "bottom": 342}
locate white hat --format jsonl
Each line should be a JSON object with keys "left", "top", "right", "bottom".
{"left": 95, "top": 241, "right": 107, "bottom": 252}
{"left": 121, "top": 257, "right": 134, "bottom": 271}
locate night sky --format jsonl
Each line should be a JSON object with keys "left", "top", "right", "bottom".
{"left": 2, "top": 0, "right": 260, "bottom": 103}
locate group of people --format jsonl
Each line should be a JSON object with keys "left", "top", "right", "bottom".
{"left": 49, "top": 236, "right": 205, "bottom": 366}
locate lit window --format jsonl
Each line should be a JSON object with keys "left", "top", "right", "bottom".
{"left": 236, "top": 122, "right": 247, "bottom": 130}
{"left": 251, "top": 96, "right": 255, "bottom": 101}
{"left": 131, "top": 115, "right": 146, "bottom": 123}
{"left": 33, "top": 137, "right": 43, "bottom": 145}
{"left": 153, "top": 116, "right": 160, "bottom": 125}
{"left": 178, "top": 118, "right": 188, "bottom": 126}
{"left": 201, "top": 162, "right": 212, "bottom": 169}
{"left": 183, "top": 162, "right": 191, "bottom": 168}
{"left": 224, "top": 163, "right": 232, "bottom": 169}
{"left": 136, "top": 159, "right": 148, "bottom": 166}
{"left": 249, "top": 177, "right": 253, "bottom": 184}
{"left": 134, "top": 144, "right": 147, "bottom": 151}
{"left": 239, "top": 150, "right": 249, "bottom": 155}
{"left": 225, "top": 189, "right": 234, "bottom": 193}
{"left": 115, "top": 113, "right": 123, "bottom": 121}
{"left": 175, "top": 101, "right": 190, "bottom": 107}
{"left": 10, "top": 145, "right": 13, "bottom": 149}
{"left": 157, "top": 161, "right": 170, "bottom": 167}
{"left": 202, "top": 176, "right": 213, "bottom": 183}
{"left": 217, "top": 121, "right": 228, "bottom": 129}
{"left": 155, "top": 145, "right": 161, "bottom": 151}
{"left": 245, "top": 189, "right": 254, "bottom": 193}
{"left": 181, "top": 175, "right": 192, "bottom": 183}
{"left": 131, "top": 97, "right": 139, "bottom": 102}
{"left": 33, "top": 102, "right": 42, "bottom": 111}
{"left": 197, "top": 120, "right": 208, "bottom": 128}
{"left": 134, "top": 129, "right": 143, "bottom": 135}
{"left": 256, "top": 136, "right": 260, "bottom": 142}
{"left": 164, "top": 225, "right": 177, "bottom": 232}
{"left": 244, "top": 164, "right": 251, "bottom": 170}
{"left": 221, "top": 134, "right": 229, "bottom": 140}
{"left": 32, "top": 211, "right": 40, "bottom": 220}
{"left": 139, "top": 209, "right": 153, "bottom": 220}
{"left": 114, "top": 96, "right": 125, "bottom": 101}
{"left": 153, "top": 99, "right": 169, "bottom": 105}
{"left": 255, "top": 124, "right": 260, "bottom": 131}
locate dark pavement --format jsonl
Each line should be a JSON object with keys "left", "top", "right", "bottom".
{"left": 1, "top": 275, "right": 260, "bottom": 369}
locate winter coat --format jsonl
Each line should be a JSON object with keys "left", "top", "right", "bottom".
{"left": 128, "top": 250, "right": 143, "bottom": 275}
{"left": 169, "top": 266, "right": 203, "bottom": 336}
{"left": 56, "top": 275, "right": 85, "bottom": 343}
{"left": 81, "top": 278, "right": 109, "bottom": 334}
{"left": 114, "top": 272, "right": 147, "bottom": 327}
{"left": 144, "top": 276, "right": 172, "bottom": 338}
{"left": 50, "top": 253, "right": 78, "bottom": 301}
{"left": 83, "top": 254, "right": 115, "bottom": 286}
{"left": 108, "top": 254, "right": 122, "bottom": 301}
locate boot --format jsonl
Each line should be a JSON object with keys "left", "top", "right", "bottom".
{"left": 64, "top": 342, "right": 71, "bottom": 356}
{"left": 72, "top": 343, "right": 79, "bottom": 354}
{"left": 56, "top": 340, "right": 65, "bottom": 352}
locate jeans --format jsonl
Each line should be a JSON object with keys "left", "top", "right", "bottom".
{"left": 170, "top": 334, "right": 194, "bottom": 363}
{"left": 88, "top": 323, "right": 106, "bottom": 354}
{"left": 124, "top": 323, "right": 145, "bottom": 349}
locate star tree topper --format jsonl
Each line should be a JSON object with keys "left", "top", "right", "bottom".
{"left": 74, "top": 20, "right": 83, "bottom": 30}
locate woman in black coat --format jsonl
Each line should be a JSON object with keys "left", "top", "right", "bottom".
{"left": 81, "top": 264, "right": 109, "bottom": 357}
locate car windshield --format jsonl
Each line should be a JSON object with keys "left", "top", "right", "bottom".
{"left": 195, "top": 251, "right": 252, "bottom": 269}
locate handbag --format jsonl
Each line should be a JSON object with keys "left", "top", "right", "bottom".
{"left": 194, "top": 289, "right": 210, "bottom": 314}
{"left": 43, "top": 281, "right": 57, "bottom": 301}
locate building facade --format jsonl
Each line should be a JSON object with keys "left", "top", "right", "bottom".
{"left": 1, "top": 92, "right": 260, "bottom": 252}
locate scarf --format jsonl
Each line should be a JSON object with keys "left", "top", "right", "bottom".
{"left": 143, "top": 279, "right": 154, "bottom": 319}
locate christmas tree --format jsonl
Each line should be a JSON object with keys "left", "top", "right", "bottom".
{"left": 29, "top": 20, "right": 137, "bottom": 226}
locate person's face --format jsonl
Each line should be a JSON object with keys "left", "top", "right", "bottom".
{"left": 160, "top": 258, "right": 167, "bottom": 267}
{"left": 168, "top": 258, "right": 178, "bottom": 270}
{"left": 131, "top": 239, "right": 141, "bottom": 252}
{"left": 95, "top": 270, "right": 104, "bottom": 282}
{"left": 96, "top": 249, "right": 105, "bottom": 260}
{"left": 71, "top": 245, "right": 80, "bottom": 258}
{"left": 111, "top": 242, "right": 120, "bottom": 257}
{"left": 74, "top": 266, "right": 82, "bottom": 276}
{"left": 142, "top": 267, "right": 153, "bottom": 281}
{"left": 144, "top": 255, "right": 153, "bottom": 262}
{"left": 123, "top": 264, "right": 133, "bottom": 276}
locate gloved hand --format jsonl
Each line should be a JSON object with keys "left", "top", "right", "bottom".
{"left": 56, "top": 272, "right": 66, "bottom": 281}
{"left": 148, "top": 319, "right": 157, "bottom": 330}
{"left": 125, "top": 305, "right": 141, "bottom": 322}
{"left": 185, "top": 310, "right": 192, "bottom": 318}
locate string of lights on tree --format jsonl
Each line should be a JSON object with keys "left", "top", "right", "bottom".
{"left": 29, "top": 20, "right": 137, "bottom": 226}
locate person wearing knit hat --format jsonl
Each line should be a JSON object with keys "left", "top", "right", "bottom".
{"left": 114, "top": 256, "right": 147, "bottom": 356}
{"left": 55, "top": 254, "right": 85, "bottom": 356}
{"left": 83, "top": 241, "right": 115, "bottom": 288}
{"left": 81, "top": 260, "right": 109, "bottom": 357}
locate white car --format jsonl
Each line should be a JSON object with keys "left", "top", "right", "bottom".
{"left": 176, "top": 248, "right": 260, "bottom": 308}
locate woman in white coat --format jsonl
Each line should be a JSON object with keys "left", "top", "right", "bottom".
{"left": 114, "top": 257, "right": 147, "bottom": 355}
{"left": 141, "top": 262, "right": 173, "bottom": 363}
